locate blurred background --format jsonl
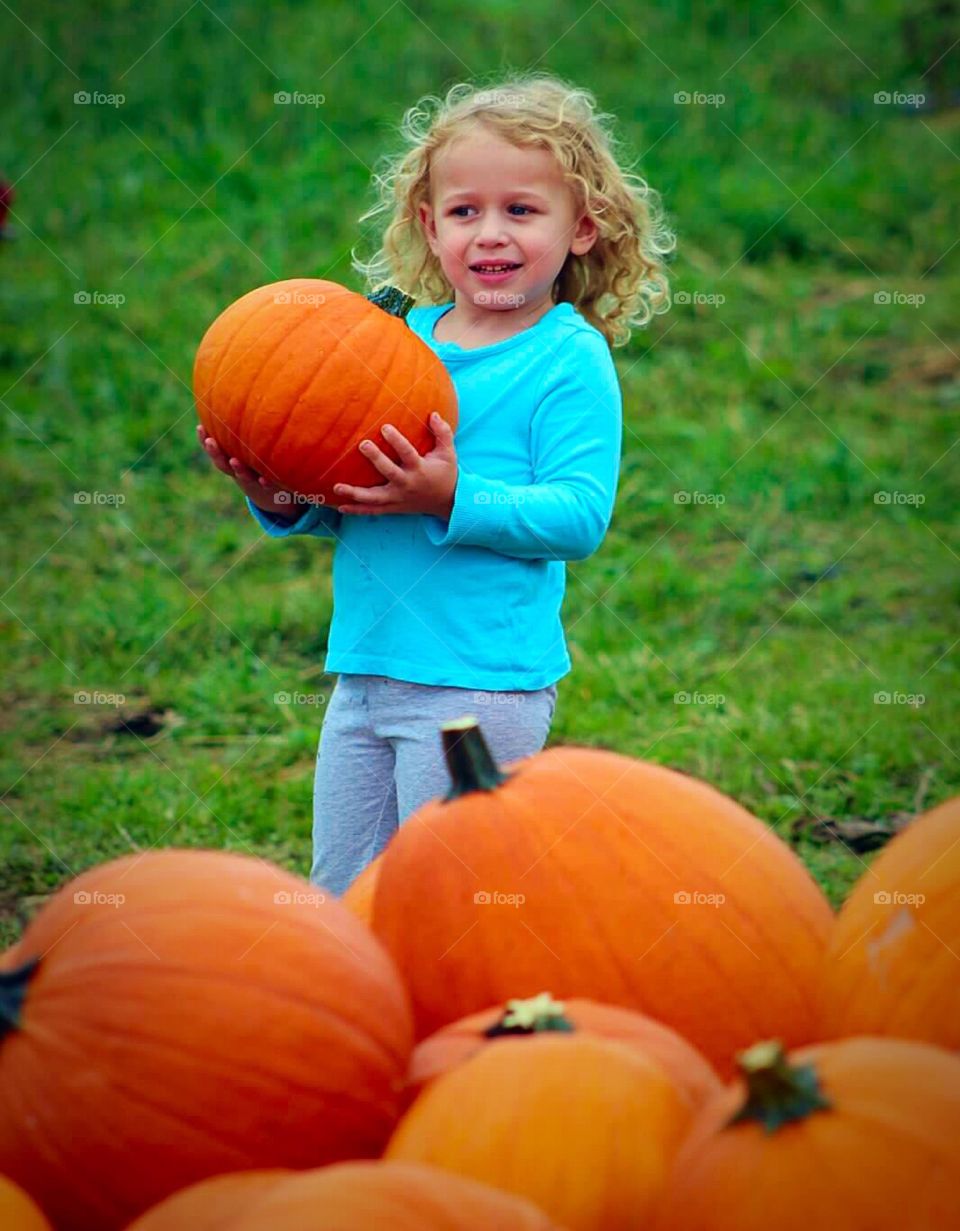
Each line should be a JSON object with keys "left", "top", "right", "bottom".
{"left": 1, "top": 0, "right": 957, "bottom": 939}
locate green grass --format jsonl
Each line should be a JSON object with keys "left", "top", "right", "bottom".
{"left": 2, "top": 1, "right": 958, "bottom": 944}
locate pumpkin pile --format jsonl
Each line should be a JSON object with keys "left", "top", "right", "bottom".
{"left": 2, "top": 720, "right": 958, "bottom": 1230}
{"left": 193, "top": 279, "right": 458, "bottom": 506}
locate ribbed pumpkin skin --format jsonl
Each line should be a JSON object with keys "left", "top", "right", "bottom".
{"left": 818, "top": 794, "right": 960, "bottom": 1050}
{"left": 370, "top": 745, "right": 833, "bottom": 1074}
{"left": 0, "top": 1175, "right": 51, "bottom": 1231}
{"left": 387, "top": 1034, "right": 691, "bottom": 1230}
{"left": 125, "top": 1161, "right": 562, "bottom": 1230}
{"left": 193, "top": 279, "right": 458, "bottom": 503}
{"left": 341, "top": 853, "right": 383, "bottom": 926}
{"left": 0, "top": 850, "right": 414, "bottom": 1231}
{"left": 406, "top": 997, "right": 722, "bottom": 1112}
{"left": 650, "top": 1037, "right": 960, "bottom": 1230}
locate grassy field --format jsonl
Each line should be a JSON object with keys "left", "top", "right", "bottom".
{"left": 2, "top": 0, "right": 957, "bottom": 944}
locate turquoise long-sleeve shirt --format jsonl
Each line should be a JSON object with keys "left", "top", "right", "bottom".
{"left": 247, "top": 299, "right": 622, "bottom": 690}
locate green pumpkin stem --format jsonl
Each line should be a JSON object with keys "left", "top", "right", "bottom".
{"left": 484, "top": 992, "right": 575, "bottom": 1037}
{"left": 365, "top": 285, "right": 416, "bottom": 321}
{"left": 0, "top": 957, "right": 41, "bottom": 1038}
{"left": 441, "top": 716, "right": 512, "bottom": 801}
{"left": 728, "top": 1039, "right": 832, "bottom": 1133}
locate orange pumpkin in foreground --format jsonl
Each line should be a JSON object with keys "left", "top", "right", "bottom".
{"left": 193, "top": 279, "right": 458, "bottom": 504}
{"left": 387, "top": 1032, "right": 691, "bottom": 1230}
{"left": 341, "top": 852, "right": 383, "bottom": 926}
{"left": 0, "top": 1175, "right": 51, "bottom": 1231}
{"left": 818, "top": 792, "right": 960, "bottom": 1051}
{"left": 370, "top": 717, "right": 833, "bottom": 1074}
{"left": 0, "top": 850, "right": 413, "bottom": 1231}
{"left": 650, "top": 1036, "right": 960, "bottom": 1230}
{"left": 125, "top": 1161, "right": 562, "bottom": 1230}
{"left": 405, "top": 992, "right": 721, "bottom": 1112}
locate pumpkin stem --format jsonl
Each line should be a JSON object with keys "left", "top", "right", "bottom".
{"left": 0, "top": 957, "right": 41, "bottom": 1038}
{"left": 484, "top": 992, "right": 575, "bottom": 1037}
{"left": 728, "top": 1039, "right": 832, "bottom": 1133}
{"left": 365, "top": 285, "right": 416, "bottom": 321}
{"left": 441, "top": 717, "right": 512, "bottom": 801}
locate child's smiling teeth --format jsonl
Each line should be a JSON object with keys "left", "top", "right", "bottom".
{"left": 472, "top": 262, "right": 521, "bottom": 272}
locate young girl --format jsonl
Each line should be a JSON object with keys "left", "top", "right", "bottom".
{"left": 197, "top": 72, "right": 674, "bottom": 896}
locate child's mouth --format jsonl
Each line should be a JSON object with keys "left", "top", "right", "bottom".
{"left": 470, "top": 263, "right": 522, "bottom": 283}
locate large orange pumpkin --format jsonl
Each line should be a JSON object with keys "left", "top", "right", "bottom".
{"left": 0, "top": 1175, "right": 51, "bottom": 1231}
{"left": 125, "top": 1161, "right": 562, "bottom": 1230}
{"left": 405, "top": 992, "right": 721, "bottom": 1112}
{"left": 0, "top": 850, "right": 413, "bottom": 1231}
{"left": 341, "top": 852, "right": 383, "bottom": 926}
{"left": 193, "top": 279, "right": 458, "bottom": 504}
{"left": 818, "top": 793, "right": 960, "bottom": 1050}
{"left": 650, "top": 1036, "right": 960, "bottom": 1229}
{"left": 369, "top": 717, "right": 833, "bottom": 1074}
{"left": 387, "top": 1033, "right": 691, "bottom": 1230}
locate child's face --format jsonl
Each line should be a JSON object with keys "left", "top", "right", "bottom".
{"left": 417, "top": 127, "right": 598, "bottom": 312}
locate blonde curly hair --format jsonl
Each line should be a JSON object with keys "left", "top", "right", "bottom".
{"left": 350, "top": 71, "right": 676, "bottom": 348}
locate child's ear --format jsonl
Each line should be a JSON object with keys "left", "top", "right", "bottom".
{"left": 418, "top": 201, "right": 439, "bottom": 253}
{"left": 570, "top": 212, "right": 599, "bottom": 257}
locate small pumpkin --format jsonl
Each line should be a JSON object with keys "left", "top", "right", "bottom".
{"left": 341, "top": 853, "right": 383, "bottom": 926}
{"left": 0, "top": 1174, "right": 51, "bottom": 1231}
{"left": 650, "top": 1036, "right": 960, "bottom": 1229}
{"left": 125, "top": 1161, "right": 562, "bottom": 1230}
{"left": 405, "top": 992, "right": 721, "bottom": 1112}
{"left": 193, "top": 279, "right": 458, "bottom": 504}
{"left": 369, "top": 717, "right": 833, "bottom": 1074}
{"left": 818, "top": 792, "right": 960, "bottom": 1050}
{"left": 0, "top": 850, "right": 414, "bottom": 1231}
{"left": 386, "top": 1033, "right": 692, "bottom": 1230}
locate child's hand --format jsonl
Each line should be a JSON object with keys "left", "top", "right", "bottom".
{"left": 333, "top": 413, "right": 458, "bottom": 520}
{"left": 196, "top": 424, "right": 299, "bottom": 520}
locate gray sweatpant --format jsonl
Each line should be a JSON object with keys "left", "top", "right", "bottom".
{"left": 310, "top": 673, "right": 558, "bottom": 895}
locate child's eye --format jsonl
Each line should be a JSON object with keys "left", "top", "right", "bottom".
{"left": 448, "top": 205, "right": 534, "bottom": 217}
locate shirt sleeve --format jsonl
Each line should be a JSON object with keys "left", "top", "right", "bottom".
{"left": 422, "top": 331, "right": 622, "bottom": 561}
{"left": 246, "top": 496, "right": 343, "bottom": 540}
